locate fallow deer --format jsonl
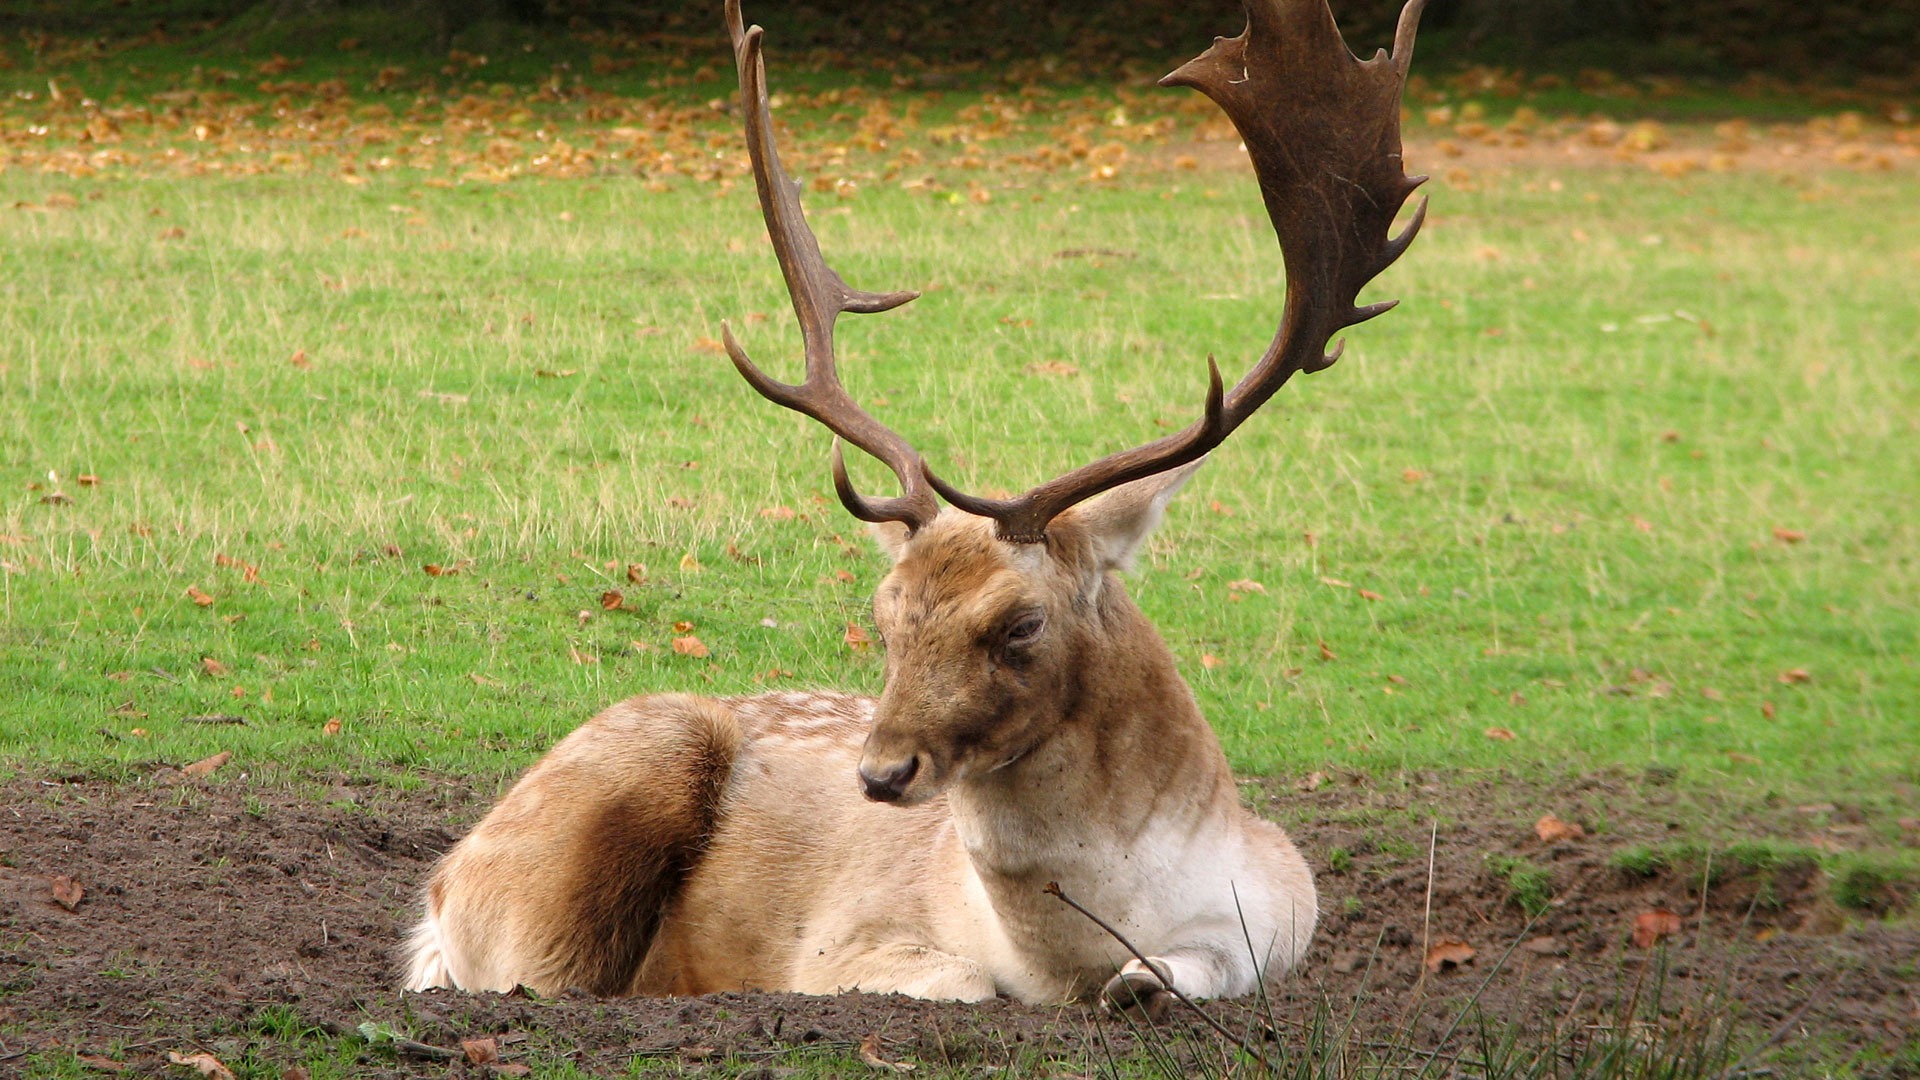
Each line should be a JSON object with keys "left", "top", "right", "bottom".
{"left": 402, "top": 0, "right": 1428, "bottom": 1015}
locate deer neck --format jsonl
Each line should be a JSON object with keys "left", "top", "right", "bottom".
{"left": 944, "top": 581, "right": 1237, "bottom": 884}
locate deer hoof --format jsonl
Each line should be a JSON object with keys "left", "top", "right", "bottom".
{"left": 1101, "top": 968, "right": 1174, "bottom": 1023}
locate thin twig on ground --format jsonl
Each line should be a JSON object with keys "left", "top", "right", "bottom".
{"left": 1043, "top": 880, "right": 1274, "bottom": 1073}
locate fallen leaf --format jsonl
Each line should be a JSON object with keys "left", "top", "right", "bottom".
{"left": 1025, "top": 360, "right": 1079, "bottom": 377}
{"left": 692, "top": 336, "right": 727, "bottom": 354}
{"left": 1778, "top": 668, "right": 1811, "bottom": 685}
{"left": 672, "top": 636, "right": 709, "bottom": 658}
{"left": 461, "top": 1038, "right": 499, "bottom": 1065}
{"left": 1320, "top": 576, "right": 1353, "bottom": 589}
{"left": 166, "top": 1051, "right": 235, "bottom": 1080}
{"left": 1423, "top": 937, "right": 1476, "bottom": 973}
{"left": 1483, "top": 727, "right": 1516, "bottom": 742}
{"left": 599, "top": 590, "right": 625, "bottom": 611}
{"left": 672, "top": 620, "right": 695, "bottom": 633}
{"left": 321, "top": 717, "right": 342, "bottom": 736}
{"left": 1534, "top": 814, "right": 1585, "bottom": 843}
{"left": 289, "top": 348, "right": 311, "bottom": 368}
{"left": 200, "top": 657, "right": 230, "bottom": 677}
{"left": 50, "top": 874, "right": 84, "bottom": 911}
{"left": 679, "top": 552, "right": 703, "bottom": 573}
{"left": 422, "top": 563, "right": 454, "bottom": 577}
{"left": 844, "top": 623, "right": 873, "bottom": 651}
{"left": 858, "top": 1034, "right": 916, "bottom": 1072}
{"left": 182, "top": 751, "right": 232, "bottom": 778}
{"left": 759, "top": 506, "right": 797, "bottom": 521}
{"left": 1631, "top": 909, "right": 1683, "bottom": 948}
{"left": 569, "top": 646, "right": 598, "bottom": 665}
{"left": 1632, "top": 516, "right": 1655, "bottom": 533}
{"left": 1227, "top": 578, "right": 1265, "bottom": 594}
{"left": 186, "top": 585, "right": 215, "bottom": 606}
{"left": 1358, "top": 588, "right": 1385, "bottom": 602}
{"left": 1200, "top": 653, "right": 1222, "bottom": 670}
{"left": 625, "top": 562, "right": 647, "bottom": 584}
{"left": 1401, "top": 468, "right": 1428, "bottom": 483}
{"left": 534, "top": 368, "right": 577, "bottom": 378}
{"left": 1761, "top": 701, "right": 1777, "bottom": 719}
{"left": 1771, "top": 527, "right": 1806, "bottom": 544}
{"left": 1318, "top": 640, "right": 1337, "bottom": 662}
{"left": 1297, "top": 771, "right": 1329, "bottom": 792}
{"left": 76, "top": 474, "right": 100, "bottom": 487}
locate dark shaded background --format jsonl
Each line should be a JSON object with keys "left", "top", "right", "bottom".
{"left": 2, "top": 0, "right": 1917, "bottom": 77}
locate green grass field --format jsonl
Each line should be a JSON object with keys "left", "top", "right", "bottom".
{"left": 1, "top": 14, "right": 1918, "bottom": 1076}
{"left": 5, "top": 69, "right": 1914, "bottom": 806}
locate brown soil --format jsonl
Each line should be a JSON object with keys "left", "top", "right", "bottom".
{"left": 1, "top": 771, "right": 1914, "bottom": 1077}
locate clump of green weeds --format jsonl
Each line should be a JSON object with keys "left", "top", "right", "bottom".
{"left": 1485, "top": 853, "right": 1555, "bottom": 916}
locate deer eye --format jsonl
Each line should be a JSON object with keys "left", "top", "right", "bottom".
{"left": 1005, "top": 612, "right": 1046, "bottom": 646}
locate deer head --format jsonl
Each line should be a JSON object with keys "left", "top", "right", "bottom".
{"left": 723, "top": 0, "right": 1427, "bottom": 804}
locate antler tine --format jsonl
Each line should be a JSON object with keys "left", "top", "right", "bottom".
{"left": 724, "top": 0, "right": 939, "bottom": 532}
{"left": 922, "top": 0, "right": 1430, "bottom": 545}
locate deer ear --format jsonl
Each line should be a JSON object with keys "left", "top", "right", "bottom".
{"left": 1067, "top": 458, "right": 1205, "bottom": 573}
{"left": 869, "top": 520, "right": 912, "bottom": 563}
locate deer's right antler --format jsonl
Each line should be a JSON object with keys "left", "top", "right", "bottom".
{"left": 725, "top": 0, "right": 1429, "bottom": 544}
{"left": 723, "top": 0, "right": 939, "bottom": 534}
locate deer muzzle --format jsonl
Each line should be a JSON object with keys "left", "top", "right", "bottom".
{"left": 858, "top": 755, "right": 921, "bottom": 803}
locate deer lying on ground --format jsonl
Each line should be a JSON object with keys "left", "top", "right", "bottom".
{"left": 402, "top": 0, "right": 1427, "bottom": 1014}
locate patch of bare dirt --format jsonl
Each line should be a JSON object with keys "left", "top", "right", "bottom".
{"left": 0, "top": 772, "right": 1914, "bottom": 1076}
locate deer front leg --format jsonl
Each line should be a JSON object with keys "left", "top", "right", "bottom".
{"left": 1099, "top": 945, "right": 1258, "bottom": 1021}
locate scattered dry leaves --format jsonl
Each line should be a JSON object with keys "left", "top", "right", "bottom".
{"left": 1534, "top": 814, "right": 1585, "bottom": 843}
{"left": 1632, "top": 909, "right": 1684, "bottom": 948}
{"left": 1423, "top": 937, "right": 1476, "bottom": 973}
{"left": 50, "top": 874, "right": 85, "bottom": 911}
{"left": 182, "top": 751, "right": 232, "bottom": 778}
{"left": 858, "top": 1034, "right": 916, "bottom": 1072}
{"left": 166, "top": 1051, "right": 236, "bottom": 1080}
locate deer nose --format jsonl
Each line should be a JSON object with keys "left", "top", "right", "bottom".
{"left": 859, "top": 757, "right": 919, "bottom": 803}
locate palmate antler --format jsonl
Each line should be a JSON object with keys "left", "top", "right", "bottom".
{"left": 724, "top": 0, "right": 1428, "bottom": 544}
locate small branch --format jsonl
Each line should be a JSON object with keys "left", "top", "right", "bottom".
{"left": 1043, "top": 881, "right": 1274, "bottom": 1072}
{"left": 315, "top": 1018, "right": 460, "bottom": 1062}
